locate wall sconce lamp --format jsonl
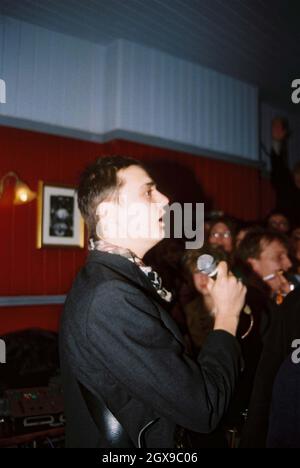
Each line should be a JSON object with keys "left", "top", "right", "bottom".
{"left": 0, "top": 171, "right": 36, "bottom": 205}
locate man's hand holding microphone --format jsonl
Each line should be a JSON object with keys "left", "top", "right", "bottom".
{"left": 206, "top": 261, "right": 247, "bottom": 336}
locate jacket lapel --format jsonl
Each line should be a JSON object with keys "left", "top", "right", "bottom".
{"left": 87, "top": 251, "right": 185, "bottom": 346}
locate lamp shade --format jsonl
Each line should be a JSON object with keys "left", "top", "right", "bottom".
{"left": 13, "top": 180, "right": 37, "bottom": 205}
{"left": 0, "top": 172, "right": 36, "bottom": 205}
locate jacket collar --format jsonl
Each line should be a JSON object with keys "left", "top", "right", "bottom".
{"left": 86, "top": 250, "right": 185, "bottom": 346}
{"left": 86, "top": 250, "right": 169, "bottom": 309}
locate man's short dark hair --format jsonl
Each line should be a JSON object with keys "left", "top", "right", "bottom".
{"left": 77, "top": 156, "right": 142, "bottom": 240}
{"left": 236, "top": 228, "right": 289, "bottom": 262}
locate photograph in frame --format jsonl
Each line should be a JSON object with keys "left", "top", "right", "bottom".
{"left": 37, "top": 181, "right": 84, "bottom": 248}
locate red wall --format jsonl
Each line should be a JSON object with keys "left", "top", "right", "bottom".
{"left": 0, "top": 125, "right": 275, "bottom": 334}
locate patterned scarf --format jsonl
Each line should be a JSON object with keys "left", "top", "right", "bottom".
{"left": 89, "top": 239, "right": 172, "bottom": 303}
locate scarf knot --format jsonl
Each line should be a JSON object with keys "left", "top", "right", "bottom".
{"left": 89, "top": 239, "right": 172, "bottom": 302}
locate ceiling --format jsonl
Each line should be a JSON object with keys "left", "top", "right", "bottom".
{"left": 1, "top": 0, "right": 299, "bottom": 112}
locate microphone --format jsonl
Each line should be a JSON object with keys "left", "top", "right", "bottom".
{"left": 196, "top": 254, "right": 253, "bottom": 339}
{"left": 197, "top": 254, "right": 218, "bottom": 278}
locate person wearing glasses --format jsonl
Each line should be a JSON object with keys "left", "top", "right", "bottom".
{"left": 208, "top": 218, "right": 236, "bottom": 255}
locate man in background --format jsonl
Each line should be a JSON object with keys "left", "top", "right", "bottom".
{"left": 269, "top": 117, "right": 300, "bottom": 228}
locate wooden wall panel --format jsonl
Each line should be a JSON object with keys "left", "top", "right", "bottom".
{"left": 0, "top": 126, "right": 274, "bottom": 334}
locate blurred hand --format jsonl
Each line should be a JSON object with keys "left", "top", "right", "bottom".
{"left": 267, "top": 272, "right": 291, "bottom": 296}
{"left": 207, "top": 261, "right": 246, "bottom": 321}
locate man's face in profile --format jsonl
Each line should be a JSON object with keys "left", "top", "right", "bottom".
{"left": 249, "top": 240, "right": 291, "bottom": 277}
{"left": 248, "top": 240, "right": 292, "bottom": 293}
{"left": 97, "top": 165, "right": 169, "bottom": 254}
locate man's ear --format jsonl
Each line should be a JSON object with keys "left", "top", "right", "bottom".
{"left": 247, "top": 257, "right": 260, "bottom": 275}
{"left": 96, "top": 201, "right": 118, "bottom": 239}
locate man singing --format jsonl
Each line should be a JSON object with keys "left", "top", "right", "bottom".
{"left": 60, "top": 156, "right": 246, "bottom": 448}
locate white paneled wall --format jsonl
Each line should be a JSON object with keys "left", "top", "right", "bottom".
{"left": 117, "top": 40, "right": 258, "bottom": 160}
{"left": 102, "top": 41, "right": 122, "bottom": 133}
{"left": 0, "top": 15, "right": 106, "bottom": 133}
{"left": 0, "top": 15, "right": 259, "bottom": 161}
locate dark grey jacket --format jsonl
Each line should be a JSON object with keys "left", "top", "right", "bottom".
{"left": 59, "top": 250, "right": 241, "bottom": 448}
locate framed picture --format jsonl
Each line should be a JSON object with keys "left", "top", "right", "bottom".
{"left": 37, "top": 181, "right": 84, "bottom": 248}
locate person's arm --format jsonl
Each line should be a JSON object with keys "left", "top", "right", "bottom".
{"left": 86, "top": 274, "right": 244, "bottom": 434}
{"left": 269, "top": 122, "right": 295, "bottom": 202}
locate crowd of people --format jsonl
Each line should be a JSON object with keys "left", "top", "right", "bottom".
{"left": 60, "top": 126, "right": 299, "bottom": 448}
{"left": 144, "top": 123, "right": 300, "bottom": 447}
{"left": 152, "top": 210, "right": 299, "bottom": 447}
